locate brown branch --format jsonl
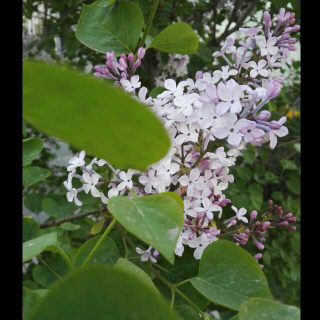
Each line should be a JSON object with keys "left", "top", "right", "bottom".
{"left": 40, "top": 211, "right": 101, "bottom": 229}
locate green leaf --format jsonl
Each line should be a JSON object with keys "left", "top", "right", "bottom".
{"left": 41, "top": 196, "right": 76, "bottom": 219}
{"left": 191, "top": 241, "right": 273, "bottom": 311}
{"left": 150, "top": 86, "right": 166, "bottom": 98}
{"left": 58, "top": 222, "right": 81, "bottom": 231}
{"left": 238, "top": 298, "right": 300, "bottom": 320}
{"left": 174, "top": 305, "right": 201, "bottom": 320}
{"left": 148, "top": 22, "right": 199, "bottom": 54}
{"left": 90, "top": 219, "right": 105, "bottom": 235}
{"left": 23, "top": 232, "right": 71, "bottom": 269}
{"left": 114, "top": 258, "right": 159, "bottom": 295}
{"left": 23, "top": 166, "right": 51, "bottom": 188}
{"left": 30, "top": 266, "right": 180, "bottom": 320}
{"left": 107, "top": 192, "right": 184, "bottom": 264}
{"left": 24, "top": 194, "right": 44, "bottom": 214}
{"left": 250, "top": 193, "right": 263, "bottom": 211}
{"left": 236, "top": 167, "right": 253, "bottom": 180}
{"left": 280, "top": 159, "right": 298, "bottom": 170}
{"left": 72, "top": 235, "right": 119, "bottom": 267}
{"left": 23, "top": 287, "right": 42, "bottom": 320}
{"left": 76, "top": 0, "right": 144, "bottom": 55}
{"left": 23, "top": 61, "right": 170, "bottom": 171}
{"left": 23, "top": 216, "right": 40, "bottom": 242}
{"left": 23, "top": 138, "right": 43, "bottom": 167}
{"left": 286, "top": 174, "right": 300, "bottom": 194}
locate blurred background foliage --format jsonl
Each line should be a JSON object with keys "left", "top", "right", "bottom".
{"left": 23, "top": 0, "right": 300, "bottom": 312}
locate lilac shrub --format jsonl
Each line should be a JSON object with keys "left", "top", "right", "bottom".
{"left": 64, "top": 8, "right": 299, "bottom": 265}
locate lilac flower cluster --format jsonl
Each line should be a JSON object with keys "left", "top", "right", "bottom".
{"left": 64, "top": 8, "right": 299, "bottom": 262}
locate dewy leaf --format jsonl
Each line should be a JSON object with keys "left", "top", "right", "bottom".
{"left": 107, "top": 192, "right": 184, "bottom": 264}
{"left": 147, "top": 22, "right": 199, "bottom": 54}
{"left": 23, "top": 138, "right": 43, "bottom": 167}
{"left": 114, "top": 258, "right": 159, "bottom": 296}
{"left": 191, "top": 240, "right": 273, "bottom": 311}
{"left": 23, "top": 232, "right": 72, "bottom": 269}
{"left": 23, "top": 166, "right": 51, "bottom": 188}
{"left": 76, "top": 0, "right": 144, "bottom": 56}
{"left": 72, "top": 235, "right": 119, "bottom": 267}
{"left": 23, "top": 61, "right": 171, "bottom": 171}
{"left": 30, "top": 265, "right": 180, "bottom": 320}
{"left": 238, "top": 298, "right": 300, "bottom": 320}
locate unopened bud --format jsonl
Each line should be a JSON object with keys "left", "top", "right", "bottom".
{"left": 195, "top": 71, "right": 203, "bottom": 79}
{"left": 250, "top": 210, "right": 258, "bottom": 220}
{"left": 292, "top": 25, "right": 300, "bottom": 32}
{"left": 278, "top": 221, "right": 289, "bottom": 227}
{"left": 254, "top": 239, "right": 264, "bottom": 250}
{"left": 128, "top": 53, "right": 134, "bottom": 62}
{"left": 94, "top": 65, "right": 103, "bottom": 72}
{"left": 254, "top": 253, "right": 263, "bottom": 260}
{"left": 287, "top": 217, "right": 296, "bottom": 223}
{"left": 257, "top": 110, "right": 271, "bottom": 121}
{"left": 259, "top": 237, "right": 266, "bottom": 243}
{"left": 288, "top": 38, "right": 297, "bottom": 44}
{"left": 289, "top": 45, "right": 297, "bottom": 51}
{"left": 264, "top": 11, "right": 271, "bottom": 23}
{"left": 289, "top": 226, "right": 297, "bottom": 231}
{"left": 284, "top": 27, "right": 292, "bottom": 33}
{"left": 285, "top": 212, "right": 293, "bottom": 218}
{"left": 269, "top": 121, "right": 282, "bottom": 130}
{"left": 138, "top": 47, "right": 146, "bottom": 59}
{"left": 261, "top": 221, "right": 271, "bottom": 231}
{"left": 153, "top": 250, "right": 159, "bottom": 257}
{"left": 224, "top": 199, "right": 232, "bottom": 204}
{"left": 268, "top": 200, "right": 273, "bottom": 207}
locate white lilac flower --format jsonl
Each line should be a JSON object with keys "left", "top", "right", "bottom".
{"left": 82, "top": 172, "right": 101, "bottom": 197}
{"left": 212, "top": 66, "right": 238, "bottom": 83}
{"left": 239, "top": 120, "right": 265, "bottom": 143}
{"left": 231, "top": 206, "right": 249, "bottom": 223}
{"left": 178, "top": 168, "right": 205, "bottom": 197}
{"left": 174, "top": 93, "right": 198, "bottom": 116}
{"left": 175, "top": 123, "right": 199, "bottom": 145}
{"left": 199, "top": 84, "right": 219, "bottom": 105}
{"left": 216, "top": 81, "right": 243, "bottom": 114}
{"left": 188, "top": 233, "right": 210, "bottom": 260}
{"left": 120, "top": 75, "right": 141, "bottom": 92}
{"left": 63, "top": 181, "right": 83, "bottom": 206}
{"left": 194, "top": 198, "right": 221, "bottom": 220}
{"left": 117, "top": 170, "right": 134, "bottom": 191}
{"left": 175, "top": 232, "right": 185, "bottom": 256}
{"left": 67, "top": 150, "right": 85, "bottom": 171}
{"left": 248, "top": 60, "right": 269, "bottom": 78}
{"left": 183, "top": 199, "right": 200, "bottom": 218}
{"left": 136, "top": 246, "right": 157, "bottom": 263}
{"left": 257, "top": 37, "right": 279, "bottom": 56}
{"left": 154, "top": 158, "right": 180, "bottom": 186}
{"left": 139, "top": 169, "right": 158, "bottom": 193}
{"left": 213, "top": 113, "right": 245, "bottom": 146}
{"left": 269, "top": 125, "right": 289, "bottom": 149}
{"left": 137, "top": 87, "right": 153, "bottom": 105}
{"left": 209, "top": 147, "right": 232, "bottom": 169}
{"left": 159, "top": 79, "right": 186, "bottom": 98}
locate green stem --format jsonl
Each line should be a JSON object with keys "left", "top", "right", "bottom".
{"left": 81, "top": 217, "right": 117, "bottom": 267}
{"left": 135, "top": 0, "right": 160, "bottom": 55}
{"left": 176, "top": 278, "right": 192, "bottom": 287}
{"left": 170, "top": 288, "right": 175, "bottom": 310}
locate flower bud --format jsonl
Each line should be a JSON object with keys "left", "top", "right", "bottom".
{"left": 106, "top": 51, "right": 115, "bottom": 61}
{"left": 289, "top": 226, "right": 297, "bottom": 231}
{"left": 264, "top": 11, "right": 271, "bottom": 23}
{"left": 292, "top": 25, "right": 300, "bottom": 32}
{"left": 224, "top": 199, "right": 232, "bottom": 204}
{"left": 269, "top": 121, "right": 282, "bottom": 130}
{"left": 287, "top": 217, "right": 296, "bottom": 223}
{"left": 278, "top": 221, "right": 289, "bottom": 227}
{"left": 94, "top": 65, "right": 103, "bottom": 72}
{"left": 138, "top": 47, "right": 146, "bottom": 59}
{"left": 153, "top": 250, "right": 159, "bottom": 257}
{"left": 284, "top": 27, "right": 292, "bottom": 33}
{"left": 250, "top": 210, "right": 258, "bottom": 220}
{"left": 289, "top": 45, "right": 297, "bottom": 51}
{"left": 195, "top": 71, "right": 203, "bottom": 79}
{"left": 288, "top": 38, "right": 297, "bottom": 44}
{"left": 259, "top": 264, "right": 264, "bottom": 269}
{"left": 120, "top": 54, "right": 127, "bottom": 61}
{"left": 254, "top": 253, "right": 263, "bottom": 260}
{"left": 259, "top": 237, "right": 266, "bottom": 243}
{"left": 261, "top": 221, "right": 271, "bottom": 231}
{"left": 254, "top": 238, "right": 264, "bottom": 250}
{"left": 285, "top": 212, "right": 293, "bottom": 218}
{"left": 268, "top": 200, "right": 273, "bottom": 207}
{"left": 128, "top": 53, "right": 134, "bottom": 63}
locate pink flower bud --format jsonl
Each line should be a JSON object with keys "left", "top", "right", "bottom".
{"left": 224, "top": 199, "right": 232, "bottom": 204}
{"left": 278, "top": 221, "right": 289, "bottom": 227}
{"left": 254, "top": 239, "right": 264, "bottom": 250}
{"left": 138, "top": 47, "right": 146, "bottom": 59}
{"left": 153, "top": 250, "right": 159, "bottom": 257}
{"left": 185, "top": 219, "right": 192, "bottom": 225}
{"left": 268, "top": 200, "right": 273, "bottom": 207}
{"left": 121, "top": 72, "right": 127, "bottom": 79}
{"left": 128, "top": 53, "right": 134, "bottom": 62}
{"left": 285, "top": 212, "right": 293, "bottom": 218}
{"left": 284, "top": 27, "right": 292, "bottom": 33}
{"left": 264, "top": 11, "right": 271, "bottom": 23}
{"left": 287, "top": 217, "right": 296, "bottom": 223}
{"left": 106, "top": 51, "right": 115, "bottom": 61}
{"left": 220, "top": 202, "right": 227, "bottom": 207}
{"left": 259, "top": 264, "right": 264, "bottom": 269}
{"left": 289, "top": 45, "right": 297, "bottom": 51}
{"left": 195, "top": 71, "right": 203, "bottom": 79}
{"left": 133, "top": 59, "right": 141, "bottom": 69}
{"left": 289, "top": 18, "right": 295, "bottom": 25}
{"left": 292, "top": 25, "right": 300, "bottom": 32}
{"left": 269, "top": 121, "right": 282, "bottom": 130}
{"left": 94, "top": 65, "right": 103, "bottom": 72}
{"left": 259, "top": 237, "right": 266, "bottom": 243}
{"left": 261, "top": 221, "right": 270, "bottom": 231}
{"left": 289, "top": 226, "right": 297, "bottom": 231}
{"left": 250, "top": 210, "right": 258, "bottom": 220}
{"left": 120, "top": 54, "right": 127, "bottom": 61}
{"left": 256, "top": 110, "right": 271, "bottom": 121}
{"left": 288, "top": 38, "right": 297, "bottom": 44}
{"left": 245, "top": 229, "right": 250, "bottom": 235}
{"left": 254, "top": 253, "right": 263, "bottom": 260}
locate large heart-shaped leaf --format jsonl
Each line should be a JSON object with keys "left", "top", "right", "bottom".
{"left": 23, "top": 232, "right": 71, "bottom": 268}
{"left": 191, "top": 240, "right": 273, "bottom": 311}
{"left": 23, "top": 61, "right": 171, "bottom": 171}
{"left": 23, "top": 287, "right": 42, "bottom": 320}
{"left": 107, "top": 192, "right": 184, "bottom": 264}
{"left": 23, "top": 138, "right": 43, "bottom": 167}
{"left": 30, "top": 265, "right": 180, "bottom": 320}
{"left": 238, "top": 298, "right": 300, "bottom": 320}
{"left": 76, "top": 0, "right": 144, "bottom": 56}
{"left": 147, "top": 22, "right": 199, "bottom": 54}
{"left": 72, "top": 235, "right": 119, "bottom": 267}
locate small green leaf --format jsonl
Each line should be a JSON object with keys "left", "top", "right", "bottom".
{"left": 174, "top": 305, "right": 201, "bottom": 320}
{"left": 23, "top": 287, "right": 42, "bottom": 320}
{"left": 238, "top": 298, "right": 300, "bottom": 320}
{"left": 76, "top": 0, "right": 144, "bottom": 55}
{"left": 90, "top": 219, "right": 105, "bottom": 235}
{"left": 250, "top": 193, "right": 263, "bottom": 211}
{"left": 58, "top": 222, "right": 81, "bottom": 231}
{"left": 280, "top": 159, "right": 298, "bottom": 170}
{"left": 148, "top": 22, "right": 199, "bottom": 54}
{"left": 108, "top": 192, "right": 184, "bottom": 264}
{"left": 114, "top": 258, "right": 159, "bottom": 296}
{"left": 23, "top": 232, "right": 71, "bottom": 269}
{"left": 41, "top": 196, "right": 76, "bottom": 219}
{"left": 23, "top": 166, "right": 51, "bottom": 188}
{"left": 23, "top": 216, "right": 40, "bottom": 242}
{"left": 23, "top": 138, "right": 43, "bottom": 167}
{"left": 72, "top": 235, "right": 119, "bottom": 267}
{"left": 23, "top": 61, "right": 170, "bottom": 171}
{"left": 191, "top": 241, "right": 273, "bottom": 311}
{"left": 24, "top": 193, "right": 44, "bottom": 214}
{"left": 236, "top": 167, "right": 253, "bottom": 180}
{"left": 30, "top": 266, "right": 180, "bottom": 320}
{"left": 286, "top": 174, "right": 300, "bottom": 194}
